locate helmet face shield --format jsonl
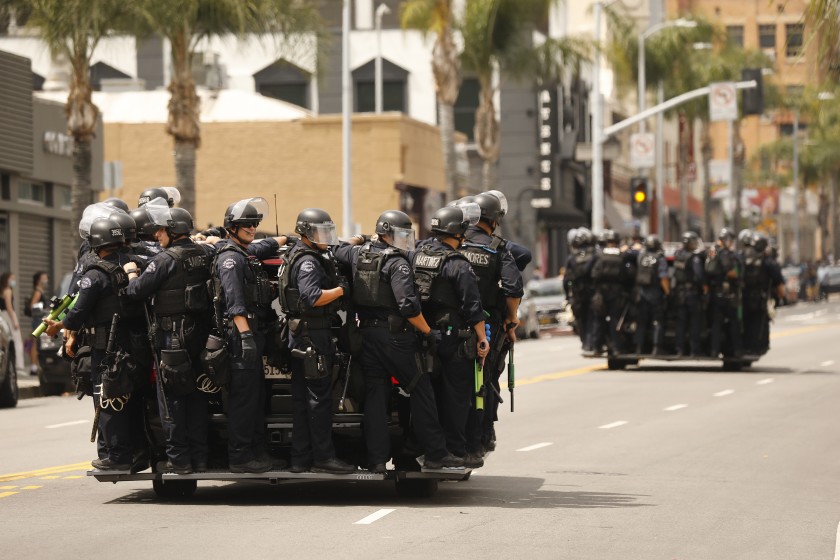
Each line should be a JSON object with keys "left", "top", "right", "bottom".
{"left": 144, "top": 197, "right": 173, "bottom": 228}
{"left": 79, "top": 203, "right": 120, "bottom": 239}
{"left": 486, "top": 190, "right": 508, "bottom": 216}
{"left": 162, "top": 187, "right": 181, "bottom": 206}
{"left": 460, "top": 202, "right": 481, "bottom": 227}
{"left": 309, "top": 223, "right": 338, "bottom": 246}
{"left": 229, "top": 197, "right": 268, "bottom": 224}
{"left": 390, "top": 226, "right": 416, "bottom": 252}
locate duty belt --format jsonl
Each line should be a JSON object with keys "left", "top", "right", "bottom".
{"left": 359, "top": 317, "right": 410, "bottom": 332}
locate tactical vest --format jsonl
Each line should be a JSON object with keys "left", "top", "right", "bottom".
{"left": 278, "top": 246, "right": 338, "bottom": 324}
{"left": 352, "top": 242, "right": 400, "bottom": 312}
{"left": 705, "top": 249, "right": 735, "bottom": 284}
{"left": 571, "top": 249, "right": 595, "bottom": 283}
{"left": 673, "top": 251, "right": 694, "bottom": 285}
{"left": 636, "top": 251, "right": 660, "bottom": 287}
{"left": 742, "top": 249, "right": 766, "bottom": 290}
{"left": 592, "top": 248, "right": 624, "bottom": 283}
{"left": 459, "top": 235, "right": 504, "bottom": 311}
{"left": 83, "top": 258, "right": 143, "bottom": 326}
{"left": 215, "top": 243, "right": 274, "bottom": 311}
{"left": 413, "top": 244, "right": 465, "bottom": 325}
{"left": 153, "top": 244, "right": 211, "bottom": 316}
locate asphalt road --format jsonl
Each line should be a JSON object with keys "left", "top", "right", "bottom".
{"left": 2, "top": 301, "right": 840, "bottom": 559}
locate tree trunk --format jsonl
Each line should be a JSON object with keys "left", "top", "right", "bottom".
{"left": 831, "top": 173, "right": 839, "bottom": 263}
{"left": 65, "top": 50, "right": 98, "bottom": 234}
{"left": 433, "top": 18, "right": 461, "bottom": 202}
{"left": 438, "top": 102, "right": 458, "bottom": 202}
{"left": 474, "top": 75, "right": 500, "bottom": 190}
{"left": 701, "top": 122, "right": 713, "bottom": 239}
{"left": 174, "top": 140, "right": 197, "bottom": 217}
{"left": 678, "top": 113, "right": 691, "bottom": 235}
{"left": 167, "top": 31, "right": 200, "bottom": 217}
{"left": 71, "top": 138, "right": 94, "bottom": 236}
{"left": 482, "top": 158, "right": 497, "bottom": 192}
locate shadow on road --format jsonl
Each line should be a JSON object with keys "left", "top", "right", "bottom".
{"left": 626, "top": 364, "right": 832, "bottom": 375}
{"left": 104, "top": 475, "right": 655, "bottom": 510}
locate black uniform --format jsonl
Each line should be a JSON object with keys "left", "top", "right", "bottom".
{"left": 125, "top": 238, "right": 216, "bottom": 469}
{"left": 706, "top": 247, "right": 742, "bottom": 357}
{"left": 634, "top": 249, "right": 669, "bottom": 353}
{"left": 280, "top": 240, "right": 343, "bottom": 469}
{"left": 334, "top": 240, "right": 450, "bottom": 466}
{"left": 459, "top": 226, "right": 523, "bottom": 451}
{"left": 413, "top": 238, "right": 485, "bottom": 457}
{"left": 591, "top": 247, "right": 633, "bottom": 353}
{"left": 741, "top": 248, "right": 781, "bottom": 355}
{"left": 213, "top": 238, "right": 279, "bottom": 466}
{"left": 566, "top": 246, "right": 598, "bottom": 351}
{"left": 63, "top": 252, "right": 146, "bottom": 467}
{"left": 673, "top": 249, "right": 706, "bottom": 356}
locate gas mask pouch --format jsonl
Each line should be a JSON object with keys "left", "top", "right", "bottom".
{"left": 101, "top": 349, "right": 137, "bottom": 400}
{"left": 159, "top": 348, "right": 195, "bottom": 396}
{"left": 71, "top": 345, "right": 93, "bottom": 398}
{"left": 200, "top": 334, "right": 231, "bottom": 387}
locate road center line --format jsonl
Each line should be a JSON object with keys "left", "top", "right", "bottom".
{"left": 354, "top": 508, "right": 396, "bottom": 525}
{"left": 599, "top": 421, "right": 628, "bottom": 430}
{"left": 756, "top": 378, "right": 775, "bottom": 385}
{"left": 821, "top": 360, "right": 835, "bottom": 367}
{"left": 664, "top": 404, "right": 688, "bottom": 411}
{"left": 45, "top": 420, "right": 88, "bottom": 429}
{"left": 714, "top": 390, "right": 734, "bottom": 397}
{"left": 517, "top": 442, "right": 553, "bottom": 452}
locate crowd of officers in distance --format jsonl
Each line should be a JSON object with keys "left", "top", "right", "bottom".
{"left": 43, "top": 187, "right": 530, "bottom": 476}
{"left": 563, "top": 226, "right": 786, "bottom": 360}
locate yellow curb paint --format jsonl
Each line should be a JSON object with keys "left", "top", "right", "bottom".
{"left": 770, "top": 324, "right": 840, "bottom": 340}
{"left": 0, "top": 462, "right": 90, "bottom": 483}
{"left": 0, "top": 492, "right": 18, "bottom": 498}
{"left": 517, "top": 365, "right": 606, "bottom": 386}
{"left": 0, "top": 485, "right": 17, "bottom": 490}
{"left": 21, "top": 486, "right": 42, "bottom": 490}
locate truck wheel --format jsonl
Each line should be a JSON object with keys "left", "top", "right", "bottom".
{"left": 153, "top": 479, "right": 197, "bottom": 499}
{"left": 722, "top": 361, "right": 743, "bottom": 372}
{"left": 607, "top": 358, "right": 626, "bottom": 371}
{"left": 0, "top": 349, "right": 19, "bottom": 408}
{"left": 39, "top": 380, "right": 66, "bottom": 397}
{"left": 395, "top": 478, "right": 438, "bottom": 498}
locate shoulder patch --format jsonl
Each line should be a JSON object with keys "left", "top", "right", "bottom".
{"left": 222, "top": 258, "right": 236, "bottom": 270}
{"left": 398, "top": 263, "right": 411, "bottom": 276}
{"left": 147, "top": 261, "right": 157, "bottom": 273}
{"left": 300, "top": 260, "right": 316, "bottom": 273}
{"left": 79, "top": 277, "right": 92, "bottom": 290}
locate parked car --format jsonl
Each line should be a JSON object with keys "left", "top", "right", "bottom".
{"left": 525, "top": 277, "right": 568, "bottom": 331}
{"left": 515, "top": 294, "right": 539, "bottom": 339}
{"left": 819, "top": 265, "right": 840, "bottom": 299}
{"left": 0, "top": 311, "right": 18, "bottom": 407}
{"left": 780, "top": 265, "right": 800, "bottom": 305}
{"left": 38, "top": 272, "right": 74, "bottom": 396}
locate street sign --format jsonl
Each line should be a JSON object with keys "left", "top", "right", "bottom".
{"left": 530, "top": 197, "right": 552, "bottom": 209}
{"left": 630, "top": 132, "right": 655, "bottom": 169}
{"left": 709, "top": 82, "right": 738, "bottom": 122}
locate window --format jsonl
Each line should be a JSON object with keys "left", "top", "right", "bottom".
{"left": 19, "top": 180, "right": 45, "bottom": 204}
{"left": 253, "top": 60, "right": 311, "bottom": 109}
{"left": 352, "top": 58, "right": 408, "bottom": 113}
{"left": 454, "top": 78, "right": 480, "bottom": 142}
{"left": 726, "top": 25, "right": 744, "bottom": 47}
{"left": 786, "top": 23, "right": 804, "bottom": 57}
{"left": 56, "top": 186, "right": 71, "bottom": 210}
{"left": 258, "top": 83, "right": 308, "bottom": 108}
{"left": 759, "top": 24, "right": 776, "bottom": 49}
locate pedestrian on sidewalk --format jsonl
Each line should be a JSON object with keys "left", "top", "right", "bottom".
{"left": 0, "top": 272, "right": 26, "bottom": 374}
{"left": 26, "top": 271, "right": 48, "bottom": 376}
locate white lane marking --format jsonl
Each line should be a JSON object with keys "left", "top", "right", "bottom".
{"left": 599, "top": 421, "right": 628, "bottom": 430}
{"left": 834, "top": 520, "right": 839, "bottom": 560}
{"left": 756, "top": 378, "right": 775, "bottom": 385}
{"left": 353, "top": 509, "right": 396, "bottom": 525}
{"left": 664, "top": 404, "right": 688, "bottom": 412}
{"left": 821, "top": 360, "right": 835, "bottom": 367}
{"left": 714, "top": 390, "right": 735, "bottom": 397}
{"left": 517, "top": 442, "right": 553, "bottom": 452}
{"left": 45, "top": 420, "right": 88, "bottom": 429}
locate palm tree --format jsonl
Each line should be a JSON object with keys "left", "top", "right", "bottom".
{"left": 804, "top": 0, "right": 840, "bottom": 79}
{"left": 401, "top": 0, "right": 461, "bottom": 202}
{"left": 17, "top": 0, "right": 126, "bottom": 233}
{"left": 132, "top": 0, "right": 323, "bottom": 217}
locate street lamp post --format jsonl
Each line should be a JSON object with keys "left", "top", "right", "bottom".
{"left": 341, "top": 0, "right": 353, "bottom": 237}
{"left": 792, "top": 108, "right": 800, "bottom": 263}
{"left": 375, "top": 3, "right": 391, "bottom": 115}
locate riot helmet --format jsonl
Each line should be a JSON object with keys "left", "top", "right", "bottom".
{"left": 79, "top": 202, "right": 119, "bottom": 240}
{"left": 474, "top": 191, "right": 506, "bottom": 224}
{"left": 573, "top": 227, "right": 594, "bottom": 249}
{"left": 682, "top": 230, "right": 699, "bottom": 252}
{"left": 224, "top": 197, "right": 268, "bottom": 229}
{"left": 644, "top": 234, "right": 662, "bottom": 252}
{"left": 103, "top": 197, "right": 129, "bottom": 213}
{"left": 109, "top": 211, "right": 137, "bottom": 242}
{"left": 448, "top": 195, "right": 476, "bottom": 207}
{"left": 600, "top": 229, "right": 620, "bottom": 246}
{"left": 375, "top": 210, "right": 415, "bottom": 252}
{"left": 430, "top": 203, "right": 480, "bottom": 236}
{"left": 294, "top": 208, "right": 338, "bottom": 246}
{"left": 130, "top": 206, "right": 159, "bottom": 240}
{"left": 485, "top": 190, "right": 508, "bottom": 216}
{"left": 138, "top": 187, "right": 180, "bottom": 207}
{"left": 752, "top": 232, "right": 769, "bottom": 253}
{"left": 738, "top": 228, "right": 754, "bottom": 248}
{"left": 88, "top": 217, "right": 125, "bottom": 249}
{"left": 567, "top": 228, "right": 579, "bottom": 248}
{"left": 718, "top": 227, "right": 735, "bottom": 248}
{"left": 144, "top": 198, "right": 192, "bottom": 237}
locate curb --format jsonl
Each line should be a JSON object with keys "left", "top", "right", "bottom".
{"left": 18, "top": 382, "right": 42, "bottom": 400}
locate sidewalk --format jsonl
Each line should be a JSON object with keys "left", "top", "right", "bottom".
{"left": 17, "top": 371, "right": 42, "bottom": 400}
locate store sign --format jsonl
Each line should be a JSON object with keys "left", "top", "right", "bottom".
{"left": 537, "top": 88, "right": 558, "bottom": 191}
{"left": 630, "top": 132, "right": 655, "bottom": 169}
{"left": 709, "top": 82, "right": 738, "bottom": 122}
{"left": 42, "top": 131, "right": 74, "bottom": 157}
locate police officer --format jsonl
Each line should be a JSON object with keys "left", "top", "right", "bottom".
{"left": 742, "top": 232, "right": 785, "bottom": 356}
{"left": 591, "top": 229, "right": 632, "bottom": 354}
{"left": 70, "top": 202, "right": 134, "bottom": 292}
{"left": 458, "top": 192, "right": 523, "bottom": 456}
{"left": 333, "top": 210, "right": 463, "bottom": 472}
{"left": 413, "top": 204, "right": 489, "bottom": 467}
{"left": 46, "top": 216, "right": 145, "bottom": 471}
{"left": 124, "top": 203, "right": 215, "bottom": 474}
{"left": 706, "top": 228, "right": 742, "bottom": 358}
{"left": 213, "top": 198, "right": 282, "bottom": 473}
{"left": 104, "top": 197, "right": 130, "bottom": 213}
{"left": 278, "top": 208, "right": 356, "bottom": 475}
{"left": 673, "top": 231, "right": 706, "bottom": 357}
{"left": 565, "top": 228, "right": 598, "bottom": 354}
{"left": 130, "top": 200, "right": 167, "bottom": 258}
{"left": 634, "top": 235, "right": 670, "bottom": 355}
{"left": 138, "top": 187, "right": 180, "bottom": 208}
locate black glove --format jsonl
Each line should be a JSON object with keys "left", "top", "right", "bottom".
{"left": 240, "top": 331, "right": 258, "bottom": 365}
{"left": 338, "top": 278, "right": 351, "bottom": 297}
{"left": 202, "top": 226, "right": 227, "bottom": 238}
{"left": 420, "top": 331, "right": 437, "bottom": 355}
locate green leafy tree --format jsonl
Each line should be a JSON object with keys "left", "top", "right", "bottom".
{"left": 804, "top": 0, "right": 840, "bottom": 79}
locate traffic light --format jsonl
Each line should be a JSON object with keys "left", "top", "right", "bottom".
{"left": 742, "top": 68, "right": 764, "bottom": 116}
{"left": 631, "top": 177, "right": 648, "bottom": 218}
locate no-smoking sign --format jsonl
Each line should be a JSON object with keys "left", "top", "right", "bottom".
{"left": 709, "top": 82, "right": 738, "bottom": 122}
{"left": 630, "top": 132, "right": 655, "bottom": 169}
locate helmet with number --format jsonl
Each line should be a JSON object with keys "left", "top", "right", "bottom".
{"left": 295, "top": 208, "right": 338, "bottom": 246}
{"left": 88, "top": 217, "right": 126, "bottom": 249}
{"left": 474, "top": 191, "right": 506, "bottom": 224}
{"left": 718, "top": 227, "right": 735, "bottom": 243}
{"left": 573, "top": 227, "right": 593, "bottom": 249}
{"left": 138, "top": 187, "right": 180, "bottom": 208}
{"left": 681, "top": 230, "right": 700, "bottom": 252}
{"left": 79, "top": 202, "right": 119, "bottom": 240}
{"left": 103, "top": 197, "right": 129, "bottom": 213}
{"left": 375, "top": 210, "right": 415, "bottom": 251}
{"left": 109, "top": 211, "right": 137, "bottom": 242}
{"left": 738, "top": 228, "right": 754, "bottom": 248}
{"left": 224, "top": 197, "right": 268, "bottom": 229}
{"left": 752, "top": 232, "right": 769, "bottom": 253}
{"left": 130, "top": 206, "right": 159, "bottom": 239}
{"left": 644, "top": 234, "right": 662, "bottom": 252}
{"left": 430, "top": 203, "right": 481, "bottom": 236}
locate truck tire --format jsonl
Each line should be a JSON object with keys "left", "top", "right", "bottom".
{"left": 39, "top": 380, "right": 66, "bottom": 397}
{"left": 153, "top": 479, "right": 197, "bottom": 499}
{"left": 0, "top": 348, "right": 19, "bottom": 408}
{"left": 607, "top": 358, "right": 627, "bottom": 371}
{"left": 722, "top": 360, "right": 743, "bottom": 372}
{"left": 395, "top": 478, "right": 438, "bottom": 498}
